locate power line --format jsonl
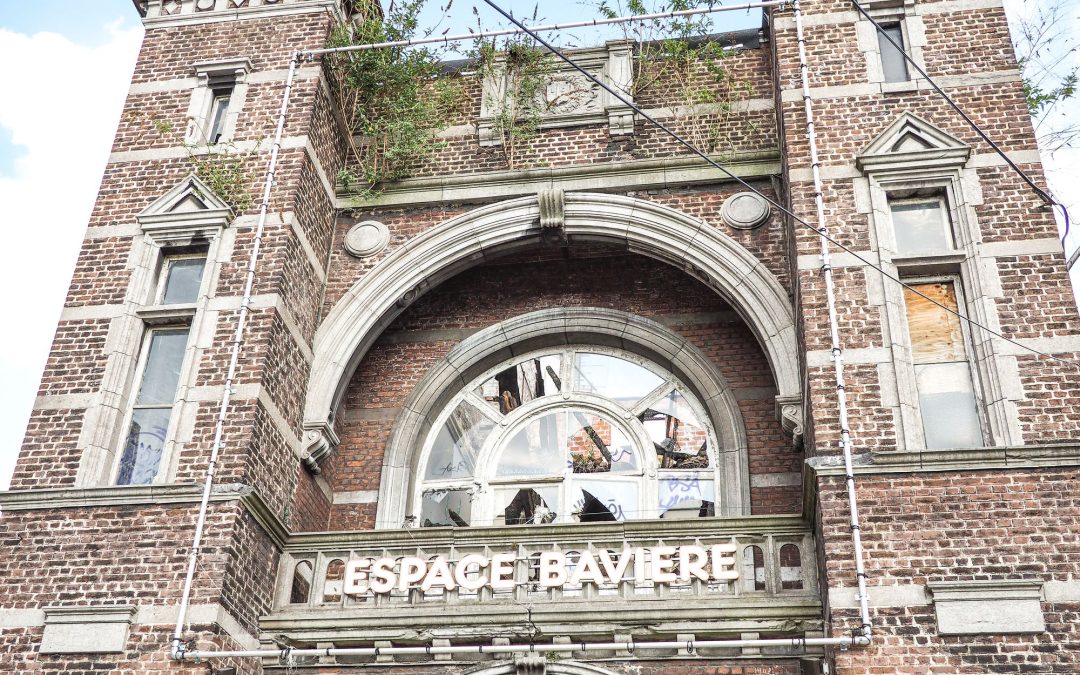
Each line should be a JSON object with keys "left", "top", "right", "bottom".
{"left": 480, "top": 0, "right": 1080, "bottom": 371}
{"left": 849, "top": 0, "right": 1073, "bottom": 251}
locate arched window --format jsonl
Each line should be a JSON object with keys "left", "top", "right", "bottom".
{"left": 415, "top": 348, "right": 721, "bottom": 527}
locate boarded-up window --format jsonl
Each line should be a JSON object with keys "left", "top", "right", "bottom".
{"left": 903, "top": 282, "right": 982, "bottom": 449}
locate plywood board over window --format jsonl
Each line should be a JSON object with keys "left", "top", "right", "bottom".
{"left": 903, "top": 282, "right": 983, "bottom": 449}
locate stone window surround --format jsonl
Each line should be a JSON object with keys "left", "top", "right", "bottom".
{"left": 374, "top": 307, "right": 754, "bottom": 529}
{"left": 185, "top": 58, "right": 253, "bottom": 146}
{"left": 857, "top": 130, "right": 1023, "bottom": 450}
{"left": 75, "top": 176, "right": 233, "bottom": 487}
{"left": 855, "top": 0, "right": 927, "bottom": 93}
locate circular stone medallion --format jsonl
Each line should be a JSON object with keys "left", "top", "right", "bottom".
{"left": 721, "top": 192, "right": 771, "bottom": 230}
{"left": 344, "top": 220, "right": 390, "bottom": 258}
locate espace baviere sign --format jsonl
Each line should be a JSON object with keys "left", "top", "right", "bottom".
{"left": 344, "top": 544, "right": 739, "bottom": 595}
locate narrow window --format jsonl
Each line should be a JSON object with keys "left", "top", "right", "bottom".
{"left": 207, "top": 87, "right": 232, "bottom": 144}
{"left": 903, "top": 281, "right": 983, "bottom": 449}
{"left": 159, "top": 255, "right": 206, "bottom": 304}
{"left": 889, "top": 196, "right": 954, "bottom": 255}
{"left": 117, "top": 253, "right": 207, "bottom": 485}
{"left": 117, "top": 328, "right": 190, "bottom": 484}
{"left": 879, "top": 23, "right": 909, "bottom": 83}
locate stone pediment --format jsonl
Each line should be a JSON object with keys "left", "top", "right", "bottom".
{"left": 856, "top": 112, "right": 971, "bottom": 172}
{"left": 137, "top": 173, "right": 234, "bottom": 232}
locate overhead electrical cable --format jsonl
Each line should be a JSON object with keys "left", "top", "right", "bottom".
{"left": 481, "top": 0, "right": 1080, "bottom": 371}
{"left": 849, "top": 0, "right": 1073, "bottom": 252}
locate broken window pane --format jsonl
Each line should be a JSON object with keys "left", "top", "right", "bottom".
{"left": 658, "top": 478, "right": 715, "bottom": 519}
{"left": 889, "top": 198, "right": 953, "bottom": 255}
{"left": 496, "top": 487, "right": 559, "bottom": 525}
{"left": 476, "top": 354, "right": 562, "bottom": 413}
{"left": 641, "top": 390, "right": 711, "bottom": 469}
{"left": 915, "top": 362, "right": 982, "bottom": 448}
{"left": 879, "top": 23, "right": 909, "bottom": 83}
{"left": 571, "top": 478, "right": 640, "bottom": 522}
{"left": 497, "top": 411, "right": 566, "bottom": 477}
{"left": 424, "top": 400, "right": 492, "bottom": 480}
{"left": 421, "top": 488, "right": 473, "bottom": 527}
{"left": 573, "top": 353, "right": 664, "bottom": 406}
{"left": 567, "top": 412, "right": 637, "bottom": 474}
{"left": 903, "top": 283, "right": 965, "bottom": 362}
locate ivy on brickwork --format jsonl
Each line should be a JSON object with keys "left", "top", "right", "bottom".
{"left": 141, "top": 113, "right": 255, "bottom": 214}
{"left": 188, "top": 147, "right": 257, "bottom": 214}
{"left": 593, "top": 0, "right": 755, "bottom": 154}
{"left": 473, "top": 7, "right": 552, "bottom": 169}
{"left": 325, "top": 0, "right": 466, "bottom": 199}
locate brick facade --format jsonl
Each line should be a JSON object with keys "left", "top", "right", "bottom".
{"left": 2, "top": 0, "right": 1078, "bottom": 673}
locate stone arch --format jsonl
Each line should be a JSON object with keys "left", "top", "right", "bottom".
{"left": 379, "top": 307, "right": 751, "bottom": 528}
{"left": 302, "top": 193, "right": 799, "bottom": 467}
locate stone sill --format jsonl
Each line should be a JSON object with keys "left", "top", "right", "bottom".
{"left": 284, "top": 513, "right": 811, "bottom": 552}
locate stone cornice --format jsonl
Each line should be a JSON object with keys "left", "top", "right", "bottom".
{"left": 0, "top": 482, "right": 288, "bottom": 549}
{"left": 338, "top": 151, "right": 781, "bottom": 209}
{"left": 284, "top": 514, "right": 811, "bottom": 552}
{"left": 807, "top": 443, "right": 1080, "bottom": 476}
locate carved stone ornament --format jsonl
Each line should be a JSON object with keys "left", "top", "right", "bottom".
{"left": 775, "top": 394, "right": 804, "bottom": 449}
{"left": 300, "top": 420, "right": 340, "bottom": 473}
{"left": 344, "top": 220, "right": 390, "bottom": 258}
{"left": 721, "top": 192, "right": 771, "bottom": 230}
{"left": 538, "top": 189, "right": 565, "bottom": 230}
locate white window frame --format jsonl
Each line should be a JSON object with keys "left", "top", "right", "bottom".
{"left": 412, "top": 346, "right": 724, "bottom": 527}
{"left": 112, "top": 249, "right": 209, "bottom": 486}
{"left": 185, "top": 58, "right": 252, "bottom": 146}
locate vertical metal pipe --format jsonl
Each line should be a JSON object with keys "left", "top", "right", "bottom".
{"left": 171, "top": 51, "right": 302, "bottom": 660}
{"left": 792, "top": 0, "right": 873, "bottom": 640}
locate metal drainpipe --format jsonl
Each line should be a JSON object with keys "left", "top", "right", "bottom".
{"left": 792, "top": 0, "right": 874, "bottom": 642}
{"left": 171, "top": 51, "right": 302, "bottom": 661}
{"left": 170, "top": 0, "right": 877, "bottom": 660}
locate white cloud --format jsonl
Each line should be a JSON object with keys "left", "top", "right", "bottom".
{"left": 0, "top": 20, "right": 143, "bottom": 488}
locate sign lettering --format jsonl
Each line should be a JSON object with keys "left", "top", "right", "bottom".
{"left": 343, "top": 544, "right": 738, "bottom": 596}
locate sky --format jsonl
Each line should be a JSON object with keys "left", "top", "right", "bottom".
{"left": 0, "top": 1, "right": 1076, "bottom": 489}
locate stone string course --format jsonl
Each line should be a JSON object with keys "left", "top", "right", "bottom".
{"left": 3, "top": 0, "right": 1080, "bottom": 672}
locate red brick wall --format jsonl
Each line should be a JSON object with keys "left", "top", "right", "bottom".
{"left": 322, "top": 245, "right": 801, "bottom": 530}
{"left": 819, "top": 467, "right": 1080, "bottom": 673}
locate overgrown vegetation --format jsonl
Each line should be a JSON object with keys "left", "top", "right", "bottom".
{"left": 1012, "top": 0, "right": 1079, "bottom": 152}
{"left": 326, "top": 0, "right": 755, "bottom": 196}
{"left": 326, "top": 0, "right": 465, "bottom": 198}
{"left": 142, "top": 112, "right": 256, "bottom": 213}
{"left": 594, "top": 0, "right": 755, "bottom": 154}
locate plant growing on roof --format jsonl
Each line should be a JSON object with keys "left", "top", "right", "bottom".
{"left": 593, "top": 0, "right": 755, "bottom": 154}
{"left": 473, "top": 5, "right": 557, "bottom": 169}
{"left": 325, "top": 0, "right": 465, "bottom": 199}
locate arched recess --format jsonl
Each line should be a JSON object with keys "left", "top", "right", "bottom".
{"left": 379, "top": 307, "right": 750, "bottom": 528}
{"left": 302, "top": 193, "right": 800, "bottom": 468}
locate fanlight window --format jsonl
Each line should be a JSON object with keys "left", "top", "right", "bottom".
{"left": 416, "top": 348, "right": 722, "bottom": 527}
